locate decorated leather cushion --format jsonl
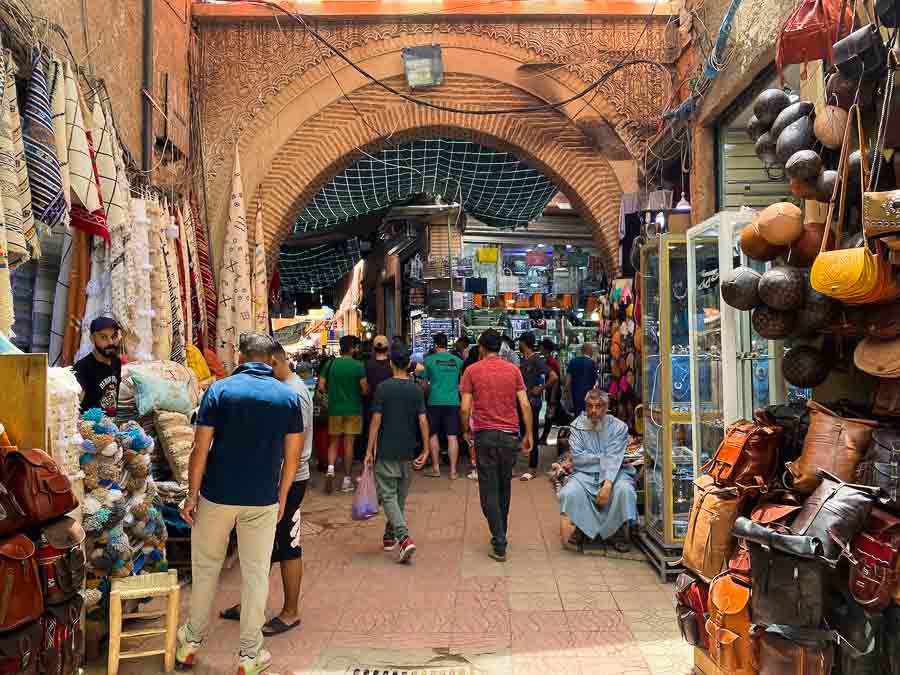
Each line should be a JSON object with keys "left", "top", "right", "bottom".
{"left": 756, "top": 202, "right": 804, "bottom": 246}
{"left": 789, "top": 222, "right": 833, "bottom": 267}
{"left": 782, "top": 345, "right": 831, "bottom": 387}
{"left": 741, "top": 222, "right": 786, "bottom": 261}
{"left": 776, "top": 116, "right": 815, "bottom": 165}
{"left": 752, "top": 305, "right": 797, "bottom": 339}
{"left": 756, "top": 132, "right": 778, "bottom": 164}
{"left": 814, "top": 105, "right": 848, "bottom": 149}
{"left": 754, "top": 89, "right": 792, "bottom": 125}
{"left": 789, "top": 176, "right": 819, "bottom": 200}
{"left": 154, "top": 410, "right": 193, "bottom": 485}
{"left": 758, "top": 266, "right": 807, "bottom": 310}
{"left": 816, "top": 170, "right": 840, "bottom": 202}
{"left": 794, "top": 288, "right": 838, "bottom": 335}
{"left": 721, "top": 266, "right": 762, "bottom": 310}
{"left": 747, "top": 114, "right": 767, "bottom": 142}
{"left": 785, "top": 149, "right": 823, "bottom": 181}
{"left": 854, "top": 337, "right": 900, "bottom": 378}
{"left": 771, "top": 101, "right": 814, "bottom": 140}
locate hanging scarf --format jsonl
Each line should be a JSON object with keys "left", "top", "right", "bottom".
{"left": 49, "top": 57, "right": 70, "bottom": 209}
{"left": 175, "top": 205, "right": 192, "bottom": 347}
{"left": 251, "top": 198, "right": 269, "bottom": 333}
{"left": 61, "top": 229, "right": 89, "bottom": 365}
{"left": 0, "top": 176, "right": 12, "bottom": 336}
{"left": 148, "top": 198, "right": 171, "bottom": 361}
{"left": 162, "top": 200, "right": 185, "bottom": 364}
{"left": 128, "top": 198, "right": 153, "bottom": 361}
{"left": 10, "top": 260, "right": 36, "bottom": 351}
{"left": 0, "top": 48, "right": 28, "bottom": 267}
{"left": 48, "top": 223, "right": 72, "bottom": 365}
{"left": 23, "top": 49, "right": 67, "bottom": 244}
{"left": 190, "top": 195, "right": 216, "bottom": 349}
{"left": 182, "top": 198, "right": 205, "bottom": 348}
{"left": 31, "top": 225, "right": 62, "bottom": 354}
{"left": 216, "top": 149, "right": 253, "bottom": 373}
{"left": 66, "top": 65, "right": 107, "bottom": 241}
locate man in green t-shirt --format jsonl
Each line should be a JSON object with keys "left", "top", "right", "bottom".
{"left": 317, "top": 335, "right": 368, "bottom": 494}
{"left": 422, "top": 333, "right": 464, "bottom": 479}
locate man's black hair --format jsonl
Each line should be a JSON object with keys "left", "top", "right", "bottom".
{"left": 339, "top": 334, "right": 355, "bottom": 354}
{"left": 272, "top": 342, "right": 287, "bottom": 358}
{"left": 390, "top": 342, "right": 411, "bottom": 369}
{"left": 239, "top": 333, "right": 276, "bottom": 360}
{"left": 479, "top": 329, "right": 502, "bottom": 353}
{"left": 455, "top": 336, "right": 470, "bottom": 347}
{"left": 541, "top": 338, "right": 557, "bottom": 352}
{"left": 433, "top": 332, "right": 448, "bottom": 348}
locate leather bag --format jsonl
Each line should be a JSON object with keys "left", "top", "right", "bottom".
{"left": 682, "top": 476, "right": 742, "bottom": 581}
{"left": 830, "top": 593, "right": 881, "bottom": 675}
{"left": 34, "top": 517, "right": 85, "bottom": 606}
{"left": 674, "top": 573, "right": 709, "bottom": 649}
{"left": 0, "top": 534, "right": 43, "bottom": 634}
{"left": 755, "top": 626, "right": 834, "bottom": 675}
{"left": 787, "top": 400, "right": 877, "bottom": 493}
{"left": 704, "top": 413, "right": 782, "bottom": 491}
{"left": 0, "top": 447, "right": 77, "bottom": 529}
{"left": 706, "top": 572, "right": 755, "bottom": 675}
{"left": 790, "top": 470, "right": 879, "bottom": 563}
{"left": 848, "top": 508, "right": 900, "bottom": 611}
{"left": 764, "top": 402, "right": 810, "bottom": 465}
{"left": 862, "top": 300, "right": 900, "bottom": 337}
{"left": 734, "top": 517, "right": 826, "bottom": 627}
{"left": 751, "top": 489, "right": 805, "bottom": 532}
{"left": 39, "top": 594, "right": 84, "bottom": 675}
{"left": 810, "top": 104, "right": 900, "bottom": 304}
{"left": 864, "top": 51, "right": 900, "bottom": 238}
{"left": 833, "top": 23, "right": 888, "bottom": 80}
{"left": 856, "top": 428, "right": 900, "bottom": 508}
{"left": 0, "top": 620, "right": 40, "bottom": 674}
{"left": 776, "top": 0, "right": 853, "bottom": 80}
{"left": 0, "top": 483, "right": 26, "bottom": 539}
{"left": 873, "top": 378, "right": 900, "bottom": 416}
{"left": 854, "top": 335, "right": 900, "bottom": 377}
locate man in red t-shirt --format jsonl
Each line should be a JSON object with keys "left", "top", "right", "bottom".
{"left": 460, "top": 330, "right": 533, "bottom": 562}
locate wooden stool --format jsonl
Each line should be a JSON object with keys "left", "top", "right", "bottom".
{"left": 107, "top": 569, "right": 180, "bottom": 675}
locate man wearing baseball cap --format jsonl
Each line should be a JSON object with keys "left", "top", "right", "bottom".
{"left": 73, "top": 316, "right": 123, "bottom": 416}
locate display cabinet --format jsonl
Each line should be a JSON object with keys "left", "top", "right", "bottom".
{"left": 638, "top": 233, "right": 694, "bottom": 577}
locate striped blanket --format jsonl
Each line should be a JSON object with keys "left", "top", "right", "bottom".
{"left": 190, "top": 195, "right": 216, "bottom": 349}
{"left": 48, "top": 226, "right": 72, "bottom": 364}
{"left": 6, "top": 51, "right": 34, "bottom": 259}
{"left": 31, "top": 226, "right": 63, "bottom": 354}
{"left": 0, "top": 48, "right": 28, "bottom": 267}
{"left": 10, "top": 260, "right": 36, "bottom": 351}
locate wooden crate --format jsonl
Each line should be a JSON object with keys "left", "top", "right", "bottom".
{"left": 0, "top": 353, "right": 48, "bottom": 450}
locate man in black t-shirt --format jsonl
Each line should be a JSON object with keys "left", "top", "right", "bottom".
{"left": 73, "top": 317, "right": 123, "bottom": 417}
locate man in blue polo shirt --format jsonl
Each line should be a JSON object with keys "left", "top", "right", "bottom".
{"left": 176, "top": 333, "right": 303, "bottom": 675}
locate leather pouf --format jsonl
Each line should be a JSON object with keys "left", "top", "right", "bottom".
{"left": 789, "top": 222, "right": 832, "bottom": 267}
{"left": 740, "top": 222, "right": 786, "bottom": 261}
{"left": 758, "top": 266, "right": 806, "bottom": 310}
{"left": 720, "top": 266, "right": 762, "bottom": 311}
{"left": 771, "top": 101, "right": 814, "bottom": 140}
{"left": 816, "top": 170, "right": 840, "bottom": 202}
{"left": 814, "top": 105, "right": 848, "bottom": 149}
{"left": 752, "top": 305, "right": 797, "bottom": 339}
{"left": 786, "top": 150, "right": 823, "bottom": 182}
{"left": 776, "top": 116, "right": 815, "bottom": 165}
{"left": 783, "top": 345, "right": 831, "bottom": 387}
{"left": 754, "top": 89, "right": 792, "bottom": 125}
{"left": 756, "top": 202, "right": 804, "bottom": 246}
{"left": 790, "top": 176, "right": 819, "bottom": 200}
{"left": 756, "top": 132, "right": 778, "bottom": 165}
{"left": 794, "top": 288, "right": 838, "bottom": 335}
{"left": 747, "top": 114, "right": 768, "bottom": 142}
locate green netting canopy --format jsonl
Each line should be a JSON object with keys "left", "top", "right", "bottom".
{"left": 279, "top": 238, "right": 362, "bottom": 293}
{"left": 294, "top": 138, "right": 559, "bottom": 232}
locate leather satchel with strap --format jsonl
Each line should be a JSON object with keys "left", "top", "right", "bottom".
{"left": 674, "top": 573, "right": 709, "bottom": 649}
{"left": 849, "top": 507, "right": 900, "bottom": 611}
{"left": 34, "top": 517, "right": 85, "bottom": 607}
{"left": 704, "top": 411, "right": 783, "bottom": 492}
{"left": 864, "top": 51, "right": 900, "bottom": 239}
{"left": 682, "top": 476, "right": 742, "bottom": 581}
{"left": 0, "top": 446, "right": 77, "bottom": 530}
{"left": 706, "top": 572, "right": 756, "bottom": 675}
{"left": 0, "top": 534, "right": 43, "bottom": 634}
{"left": 810, "top": 104, "right": 900, "bottom": 304}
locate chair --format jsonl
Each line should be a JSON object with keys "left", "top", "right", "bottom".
{"left": 107, "top": 569, "right": 180, "bottom": 675}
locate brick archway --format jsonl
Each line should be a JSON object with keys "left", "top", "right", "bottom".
{"left": 251, "top": 73, "right": 627, "bottom": 274}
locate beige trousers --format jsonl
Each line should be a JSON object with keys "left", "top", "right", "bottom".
{"left": 185, "top": 496, "right": 278, "bottom": 658}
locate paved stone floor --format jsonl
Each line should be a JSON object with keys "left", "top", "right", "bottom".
{"left": 100, "top": 464, "right": 691, "bottom": 675}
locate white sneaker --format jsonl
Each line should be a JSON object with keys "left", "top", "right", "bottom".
{"left": 175, "top": 624, "right": 202, "bottom": 668}
{"left": 237, "top": 648, "right": 272, "bottom": 675}
{"left": 341, "top": 476, "right": 354, "bottom": 492}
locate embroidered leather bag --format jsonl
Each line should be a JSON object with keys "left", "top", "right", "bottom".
{"left": 674, "top": 573, "right": 709, "bottom": 648}
{"left": 733, "top": 517, "right": 827, "bottom": 627}
{"left": 0, "top": 447, "right": 77, "bottom": 530}
{"left": 704, "top": 413, "right": 783, "bottom": 492}
{"left": 34, "top": 518, "right": 85, "bottom": 607}
{"left": 706, "top": 572, "right": 755, "bottom": 675}
{"left": 863, "top": 51, "right": 900, "bottom": 238}
{"left": 0, "top": 620, "right": 40, "bottom": 674}
{"left": 39, "top": 594, "right": 83, "bottom": 675}
{"left": 0, "top": 534, "right": 43, "bottom": 634}
{"left": 682, "top": 476, "right": 741, "bottom": 581}
{"left": 790, "top": 470, "right": 879, "bottom": 564}
{"left": 786, "top": 401, "right": 878, "bottom": 494}
{"left": 856, "top": 428, "right": 900, "bottom": 508}
{"left": 848, "top": 508, "right": 900, "bottom": 611}
{"left": 755, "top": 626, "right": 835, "bottom": 675}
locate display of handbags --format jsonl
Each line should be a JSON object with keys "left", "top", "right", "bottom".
{"left": 682, "top": 476, "right": 742, "bottom": 581}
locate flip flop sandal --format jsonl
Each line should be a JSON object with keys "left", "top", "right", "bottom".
{"left": 262, "top": 617, "right": 301, "bottom": 636}
{"left": 425, "top": 469, "right": 441, "bottom": 478}
{"left": 220, "top": 605, "right": 241, "bottom": 621}
{"left": 449, "top": 472, "right": 459, "bottom": 480}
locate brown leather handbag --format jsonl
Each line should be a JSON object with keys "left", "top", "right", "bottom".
{"left": 786, "top": 401, "right": 878, "bottom": 493}
{"left": 751, "top": 489, "right": 805, "bottom": 532}
{"left": 706, "top": 572, "right": 756, "bottom": 675}
{"left": 848, "top": 508, "right": 900, "bottom": 611}
{"left": 34, "top": 517, "right": 85, "bottom": 607}
{"left": 682, "top": 476, "right": 742, "bottom": 581}
{"left": 0, "top": 447, "right": 77, "bottom": 529}
{"left": 755, "top": 626, "right": 835, "bottom": 675}
{"left": 704, "top": 413, "right": 783, "bottom": 492}
{"left": 856, "top": 428, "right": 900, "bottom": 507}
{"left": 0, "top": 483, "right": 27, "bottom": 539}
{"left": 0, "top": 534, "right": 44, "bottom": 634}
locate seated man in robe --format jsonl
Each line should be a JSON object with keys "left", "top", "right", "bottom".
{"left": 559, "top": 389, "right": 637, "bottom": 552}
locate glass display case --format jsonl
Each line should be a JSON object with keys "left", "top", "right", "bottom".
{"left": 639, "top": 233, "right": 694, "bottom": 563}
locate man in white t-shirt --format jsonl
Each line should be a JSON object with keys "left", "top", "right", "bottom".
{"left": 220, "top": 343, "right": 313, "bottom": 636}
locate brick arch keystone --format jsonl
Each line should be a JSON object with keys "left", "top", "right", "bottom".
{"left": 254, "top": 73, "right": 623, "bottom": 275}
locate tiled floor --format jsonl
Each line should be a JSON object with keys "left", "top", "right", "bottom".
{"left": 96, "top": 462, "right": 691, "bottom": 675}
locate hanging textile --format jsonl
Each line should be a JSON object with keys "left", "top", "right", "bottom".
{"left": 48, "top": 225, "right": 71, "bottom": 365}
{"left": 31, "top": 226, "right": 63, "bottom": 354}
{"left": 251, "top": 198, "right": 269, "bottom": 333}
{"left": 49, "top": 58, "right": 69, "bottom": 209}
{"left": 0, "top": 47, "right": 28, "bottom": 267}
{"left": 66, "top": 64, "right": 107, "bottom": 241}
{"left": 148, "top": 198, "right": 172, "bottom": 361}
{"left": 175, "top": 205, "right": 192, "bottom": 347}
{"left": 76, "top": 237, "right": 112, "bottom": 361}
{"left": 23, "top": 49, "right": 67, "bottom": 245}
{"left": 7, "top": 52, "right": 34, "bottom": 259}
{"left": 127, "top": 198, "right": 153, "bottom": 361}
{"left": 0, "top": 193, "right": 11, "bottom": 336}
{"left": 163, "top": 201, "right": 185, "bottom": 364}
{"left": 215, "top": 149, "right": 252, "bottom": 373}
{"left": 182, "top": 198, "right": 205, "bottom": 348}
{"left": 61, "top": 229, "right": 89, "bottom": 364}
{"left": 190, "top": 195, "right": 216, "bottom": 349}
{"left": 10, "top": 260, "right": 36, "bottom": 351}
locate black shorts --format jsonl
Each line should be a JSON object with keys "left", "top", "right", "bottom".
{"left": 271, "top": 479, "right": 307, "bottom": 563}
{"left": 428, "top": 405, "right": 461, "bottom": 437}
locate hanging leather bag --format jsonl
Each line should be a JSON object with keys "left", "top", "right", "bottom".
{"left": 34, "top": 517, "right": 85, "bottom": 607}
{"left": 776, "top": 0, "right": 853, "bottom": 80}
{"left": 682, "top": 476, "right": 742, "bottom": 581}
{"left": 733, "top": 517, "right": 827, "bottom": 627}
{"left": 790, "top": 470, "right": 880, "bottom": 564}
{"left": 833, "top": 0, "right": 888, "bottom": 80}
{"left": 810, "top": 105, "right": 900, "bottom": 304}
{"left": 0, "top": 447, "right": 77, "bottom": 530}
{"left": 848, "top": 508, "right": 900, "bottom": 611}
{"left": 39, "top": 594, "right": 83, "bottom": 675}
{"left": 786, "top": 400, "right": 878, "bottom": 494}
{"left": 755, "top": 626, "right": 835, "bottom": 675}
{"left": 862, "top": 301, "right": 900, "bottom": 337}
{"left": 0, "top": 534, "right": 43, "bottom": 634}
{"left": 674, "top": 573, "right": 709, "bottom": 648}
{"left": 856, "top": 428, "right": 900, "bottom": 508}
{"left": 706, "top": 572, "right": 756, "bottom": 675}
{"left": 0, "top": 620, "right": 40, "bottom": 675}
{"left": 864, "top": 52, "right": 900, "bottom": 238}
{"left": 704, "top": 413, "right": 783, "bottom": 492}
